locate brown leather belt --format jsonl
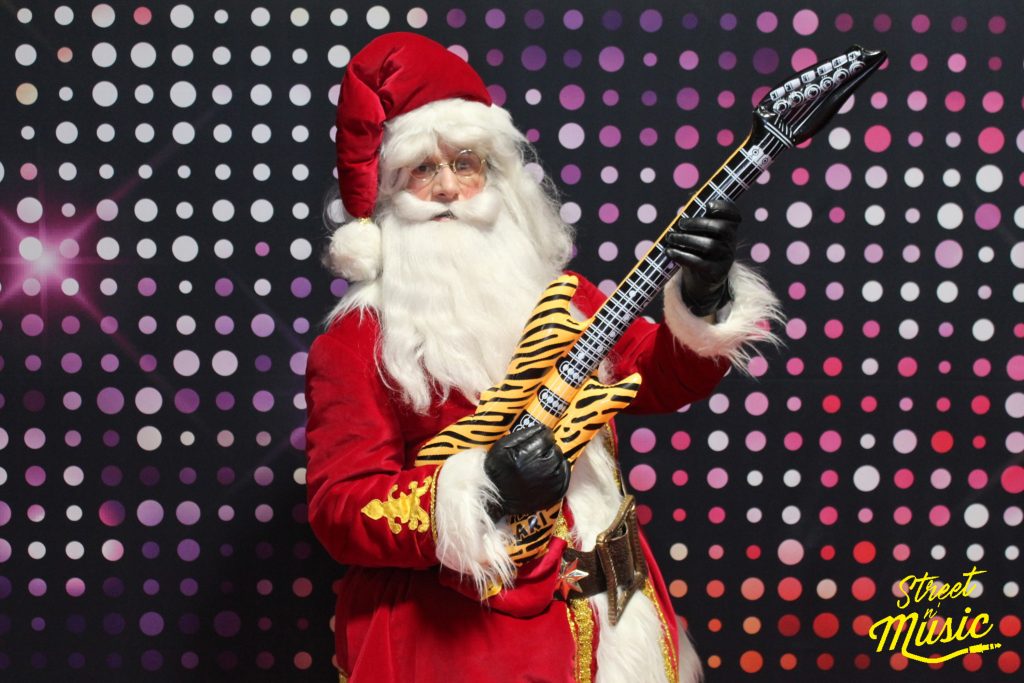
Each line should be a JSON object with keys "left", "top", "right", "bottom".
{"left": 554, "top": 495, "right": 648, "bottom": 625}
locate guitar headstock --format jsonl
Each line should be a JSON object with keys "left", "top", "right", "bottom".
{"left": 754, "top": 45, "right": 886, "bottom": 145}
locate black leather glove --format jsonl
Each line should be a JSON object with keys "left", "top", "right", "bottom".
{"left": 664, "top": 198, "right": 741, "bottom": 316}
{"left": 483, "top": 424, "right": 570, "bottom": 520}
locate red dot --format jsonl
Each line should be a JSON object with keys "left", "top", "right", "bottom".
{"left": 672, "top": 508, "right": 686, "bottom": 521}
{"left": 823, "top": 357, "right": 843, "bottom": 376}
{"left": 854, "top": 654, "right": 871, "bottom": 669}
{"left": 778, "top": 577, "right": 803, "bottom": 601}
{"left": 852, "top": 615, "right": 874, "bottom": 636}
{"left": 820, "top": 545, "right": 836, "bottom": 560}
{"left": 816, "top": 653, "right": 834, "bottom": 670}
{"left": 636, "top": 504, "right": 652, "bottom": 525}
{"left": 778, "top": 614, "right": 801, "bottom": 636}
{"left": 1000, "top": 615, "right": 1022, "bottom": 637}
{"left": 999, "top": 650, "right": 1021, "bottom": 673}
{"left": 860, "top": 396, "right": 877, "bottom": 412}
{"left": 973, "top": 436, "right": 987, "bottom": 449}
{"left": 889, "top": 653, "right": 909, "bottom": 670}
{"left": 971, "top": 395, "right": 991, "bottom": 414}
{"left": 740, "top": 651, "right": 764, "bottom": 673}
{"left": 962, "top": 653, "right": 983, "bottom": 672}
{"left": 1002, "top": 466, "right": 1024, "bottom": 494}
{"left": 851, "top": 577, "right": 876, "bottom": 601}
{"left": 822, "top": 395, "right": 841, "bottom": 413}
{"left": 746, "top": 545, "right": 762, "bottom": 560}
{"left": 706, "top": 580, "right": 725, "bottom": 598}
{"left": 813, "top": 613, "right": 839, "bottom": 638}
{"left": 780, "top": 653, "right": 798, "bottom": 670}
{"left": 853, "top": 541, "right": 876, "bottom": 564}
{"left": 931, "top": 431, "right": 954, "bottom": 453}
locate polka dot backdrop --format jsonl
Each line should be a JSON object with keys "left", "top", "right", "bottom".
{"left": 1, "top": 2, "right": 1021, "bottom": 680}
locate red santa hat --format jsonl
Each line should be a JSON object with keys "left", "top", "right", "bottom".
{"left": 328, "top": 32, "right": 493, "bottom": 281}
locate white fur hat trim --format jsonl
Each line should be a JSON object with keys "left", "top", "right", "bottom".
{"left": 326, "top": 219, "right": 382, "bottom": 282}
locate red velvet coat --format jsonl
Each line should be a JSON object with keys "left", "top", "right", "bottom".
{"left": 306, "top": 273, "right": 729, "bottom": 682}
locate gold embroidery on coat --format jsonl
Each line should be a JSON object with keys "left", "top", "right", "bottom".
{"left": 361, "top": 476, "right": 432, "bottom": 534}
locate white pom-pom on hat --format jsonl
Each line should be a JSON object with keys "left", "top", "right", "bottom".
{"left": 326, "top": 218, "right": 382, "bottom": 282}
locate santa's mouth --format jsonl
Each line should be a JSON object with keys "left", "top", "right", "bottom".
{"left": 433, "top": 210, "right": 456, "bottom": 221}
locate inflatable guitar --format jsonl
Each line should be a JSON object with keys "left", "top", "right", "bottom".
{"left": 415, "top": 45, "right": 886, "bottom": 569}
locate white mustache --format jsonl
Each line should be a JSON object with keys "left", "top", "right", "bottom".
{"left": 392, "top": 188, "right": 502, "bottom": 228}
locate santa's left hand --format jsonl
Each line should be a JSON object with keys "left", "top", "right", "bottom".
{"left": 663, "top": 198, "right": 740, "bottom": 317}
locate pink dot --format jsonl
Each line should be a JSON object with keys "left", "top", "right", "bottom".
{"left": 967, "top": 469, "right": 988, "bottom": 489}
{"left": 791, "top": 47, "right": 817, "bottom": 70}
{"left": 707, "top": 467, "right": 728, "bottom": 489}
{"left": 672, "top": 508, "right": 686, "bottom": 521}
{"left": 824, "top": 320, "right": 843, "bottom": 339}
{"left": 893, "top": 469, "right": 914, "bottom": 489}
{"left": 982, "top": 92, "right": 1004, "bottom": 113}
{"left": 788, "top": 282, "right": 806, "bottom": 299}
{"left": 672, "top": 469, "right": 689, "bottom": 486}
{"left": 820, "top": 470, "right": 839, "bottom": 488}
{"left": 823, "top": 357, "right": 843, "bottom": 377}
{"left": 945, "top": 91, "right": 967, "bottom": 112}
{"left": 862, "top": 320, "right": 880, "bottom": 338}
{"left": 1007, "top": 355, "right": 1024, "bottom": 381}
{"left": 911, "top": 14, "right": 930, "bottom": 32}
{"left": 819, "top": 431, "right": 841, "bottom": 453}
{"left": 909, "top": 54, "right": 928, "bottom": 72}
{"left": 670, "top": 431, "right": 691, "bottom": 450}
{"left": 893, "top": 506, "right": 913, "bottom": 525}
{"left": 929, "top": 505, "right": 950, "bottom": 526}
{"left": 948, "top": 53, "right": 967, "bottom": 72}
{"left": 784, "top": 432, "right": 803, "bottom": 451}
{"left": 893, "top": 544, "right": 911, "bottom": 561}
{"left": 978, "top": 127, "right": 1005, "bottom": 153}
{"left": 708, "top": 506, "right": 726, "bottom": 524}
{"left": 778, "top": 539, "right": 804, "bottom": 565}
{"left": 673, "top": 163, "right": 699, "bottom": 189}
{"left": 975, "top": 203, "right": 1000, "bottom": 230}
{"left": 745, "top": 392, "right": 769, "bottom": 416}
{"left": 864, "top": 125, "right": 891, "bottom": 152}
{"left": 898, "top": 357, "right": 918, "bottom": 377}
{"left": 134, "top": 7, "right": 152, "bottom": 25}
{"left": 829, "top": 206, "right": 845, "bottom": 223}
{"left": 786, "top": 358, "right": 804, "bottom": 375}
{"left": 825, "top": 164, "right": 851, "bottom": 190}
{"left": 630, "top": 427, "right": 656, "bottom": 453}
{"left": 974, "top": 358, "right": 991, "bottom": 377}
{"left": 675, "top": 125, "right": 699, "bottom": 149}
{"left": 819, "top": 507, "right": 838, "bottom": 525}
{"left": 628, "top": 464, "right": 657, "bottom": 492}
{"left": 746, "top": 431, "right": 767, "bottom": 451}
{"left": 934, "top": 240, "right": 963, "bottom": 268}
{"left": 791, "top": 167, "right": 809, "bottom": 185}
{"left": 792, "top": 9, "right": 819, "bottom": 36}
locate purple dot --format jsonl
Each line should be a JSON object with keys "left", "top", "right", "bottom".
{"left": 174, "top": 389, "right": 200, "bottom": 413}
{"left": 100, "top": 316, "right": 118, "bottom": 334}
{"left": 720, "top": 13, "right": 737, "bottom": 30}
{"left": 99, "top": 501, "right": 126, "bottom": 526}
{"left": 137, "top": 278, "right": 156, "bottom": 296}
{"left": 61, "top": 353, "right": 83, "bottom": 373}
{"left": 22, "top": 314, "right": 44, "bottom": 336}
{"left": 141, "top": 650, "right": 163, "bottom": 671}
{"left": 835, "top": 13, "right": 854, "bottom": 32}
{"left": 254, "top": 355, "right": 272, "bottom": 372}
{"left": 599, "top": 125, "right": 621, "bottom": 147}
{"left": 934, "top": 240, "right": 963, "bottom": 268}
{"left": 682, "top": 13, "right": 698, "bottom": 30}
{"left": 446, "top": 8, "right": 465, "bottom": 28}
{"left": 485, "top": 49, "right": 502, "bottom": 67}
{"left": 216, "top": 392, "right": 235, "bottom": 410}
{"left": 639, "top": 128, "right": 658, "bottom": 146}
{"left": 137, "top": 500, "right": 164, "bottom": 527}
{"left": 214, "top": 278, "right": 233, "bottom": 296}
{"left": 563, "top": 9, "right": 583, "bottom": 30}
{"left": 639, "top": 10, "right": 662, "bottom": 32}
{"left": 177, "top": 539, "right": 200, "bottom": 562}
{"left": 330, "top": 278, "right": 348, "bottom": 297}
{"left": 975, "top": 203, "right": 1000, "bottom": 230}
{"left": 96, "top": 388, "right": 125, "bottom": 415}
{"left": 602, "top": 90, "right": 618, "bottom": 106}
{"left": 290, "top": 277, "right": 311, "bottom": 298}
{"left": 598, "top": 203, "right": 619, "bottom": 224}
{"left": 874, "top": 13, "right": 892, "bottom": 31}
{"left": 678, "top": 50, "right": 699, "bottom": 70}
{"left": 484, "top": 9, "right": 504, "bottom": 29}
{"left": 602, "top": 10, "right": 622, "bottom": 30}
{"left": 598, "top": 46, "right": 624, "bottom": 72}
{"left": 103, "top": 613, "right": 125, "bottom": 634}
{"left": 673, "top": 163, "right": 699, "bottom": 189}
{"left": 676, "top": 87, "right": 700, "bottom": 110}
{"left": 757, "top": 11, "right": 778, "bottom": 32}
{"left": 641, "top": 90, "right": 657, "bottom": 106}
{"left": 524, "top": 9, "right": 544, "bottom": 29}
{"left": 215, "top": 611, "right": 242, "bottom": 637}
{"left": 62, "top": 315, "right": 81, "bottom": 333}
{"left": 753, "top": 47, "right": 774, "bottom": 74}
{"left": 521, "top": 45, "right": 546, "bottom": 71}
{"left": 560, "top": 165, "right": 581, "bottom": 184}
{"left": 718, "top": 51, "right": 737, "bottom": 70}
{"left": 559, "top": 84, "right": 585, "bottom": 110}
{"left": 563, "top": 49, "right": 582, "bottom": 68}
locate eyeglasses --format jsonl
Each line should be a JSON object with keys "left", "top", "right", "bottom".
{"left": 407, "top": 150, "right": 486, "bottom": 184}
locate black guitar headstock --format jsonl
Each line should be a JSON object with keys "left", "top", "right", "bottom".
{"left": 754, "top": 45, "right": 887, "bottom": 145}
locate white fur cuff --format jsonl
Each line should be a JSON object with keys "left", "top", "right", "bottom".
{"left": 663, "top": 261, "right": 783, "bottom": 370}
{"left": 326, "top": 219, "right": 382, "bottom": 282}
{"left": 434, "top": 448, "right": 516, "bottom": 597}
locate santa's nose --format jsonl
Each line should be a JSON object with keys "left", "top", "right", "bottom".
{"left": 430, "top": 165, "right": 461, "bottom": 201}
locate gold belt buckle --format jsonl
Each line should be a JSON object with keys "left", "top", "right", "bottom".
{"left": 595, "top": 494, "right": 648, "bottom": 625}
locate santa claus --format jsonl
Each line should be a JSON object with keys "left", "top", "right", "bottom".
{"left": 306, "top": 33, "right": 781, "bottom": 683}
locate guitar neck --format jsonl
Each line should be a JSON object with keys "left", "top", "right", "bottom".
{"left": 556, "top": 124, "right": 790, "bottom": 389}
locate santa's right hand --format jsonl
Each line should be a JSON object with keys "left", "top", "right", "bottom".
{"left": 483, "top": 424, "right": 570, "bottom": 519}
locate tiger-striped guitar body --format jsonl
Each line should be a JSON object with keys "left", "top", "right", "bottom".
{"left": 414, "top": 274, "right": 641, "bottom": 564}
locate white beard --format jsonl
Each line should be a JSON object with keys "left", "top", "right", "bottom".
{"left": 375, "top": 188, "right": 563, "bottom": 412}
